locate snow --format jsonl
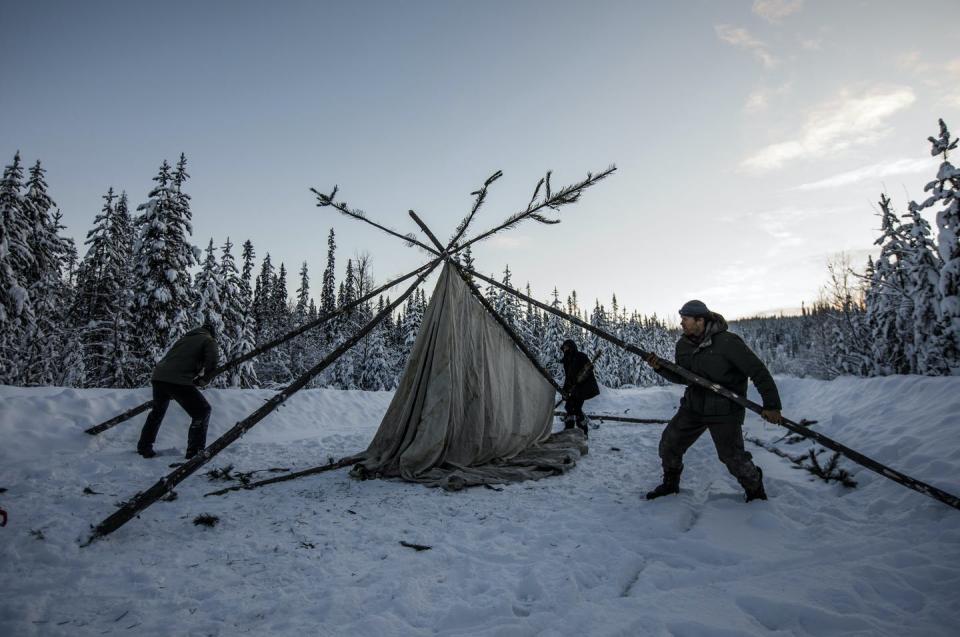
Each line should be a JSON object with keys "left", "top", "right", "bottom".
{"left": 1, "top": 376, "right": 958, "bottom": 636}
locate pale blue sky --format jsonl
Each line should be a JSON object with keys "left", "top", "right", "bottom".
{"left": 2, "top": 0, "right": 958, "bottom": 319}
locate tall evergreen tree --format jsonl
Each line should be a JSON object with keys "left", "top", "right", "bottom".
{"left": 540, "top": 287, "right": 566, "bottom": 380}
{"left": 233, "top": 239, "right": 259, "bottom": 387}
{"left": 0, "top": 152, "right": 33, "bottom": 383}
{"left": 131, "top": 159, "right": 197, "bottom": 381}
{"left": 19, "top": 160, "right": 72, "bottom": 384}
{"left": 291, "top": 261, "right": 312, "bottom": 376}
{"left": 917, "top": 119, "right": 960, "bottom": 367}
{"left": 75, "top": 188, "right": 136, "bottom": 387}
{"left": 901, "top": 203, "right": 951, "bottom": 374}
{"left": 192, "top": 239, "right": 225, "bottom": 347}
{"left": 252, "top": 253, "right": 274, "bottom": 342}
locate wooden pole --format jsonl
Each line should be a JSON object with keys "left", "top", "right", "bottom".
{"left": 204, "top": 456, "right": 358, "bottom": 497}
{"left": 407, "top": 210, "right": 562, "bottom": 393}
{"left": 462, "top": 264, "right": 960, "bottom": 512}
{"left": 84, "top": 260, "right": 437, "bottom": 436}
{"left": 84, "top": 260, "right": 440, "bottom": 544}
{"left": 554, "top": 412, "right": 669, "bottom": 425}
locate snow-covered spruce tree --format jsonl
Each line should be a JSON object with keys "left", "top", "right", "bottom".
{"left": 331, "top": 259, "right": 357, "bottom": 389}
{"left": 871, "top": 195, "right": 911, "bottom": 373}
{"left": 901, "top": 201, "right": 951, "bottom": 375}
{"left": 607, "top": 295, "right": 628, "bottom": 387}
{"left": 588, "top": 300, "right": 613, "bottom": 386}
{"left": 538, "top": 287, "right": 566, "bottom": 380}
{"left": 131, "top": 159, "right": 197, "bottom": 382}
{"left": 493, "top": 265, "right": 521, "bottom": 333}
{"left": 266, "top": 262, "right": 292, "bottom": 384}
{"left": 19, "top": 160, "right": 74, "bottom": 385}
{"left": 191, "top": 239, "right": 227, "bottom": 386}
{"left": 320, "top": 228, "right": 337, "bottom": 346}
{"left": 915, "top": 119, "right": 960, "bottom": 369}
{"left": 522, "top": 283, "right": 545, "bottom": 374}
{"left": 290, "top": 261, "right": 311, "bottom": 377}
{"left": 397, "top": 286, "right": 425, "bottom": 376}
{"left": 75, "top": 189, "right": 134, "bottom": 387}
{"left": 168, "top": 153, "right": 197, "bottom": 342}
{"left": 252, "top": 252, "right": 274, "bottom": 345}
{"left": 210, "top": 238, "right": 243, "bottom": 388}
{"left": 232, "top": 239, "right": 258, "bottom": 387}
{"left": 192, "top": 239, "right": 225, "bottom": 332}
{"left": 0, "top": 152, "right": 34, "bottom": 383}
{"left": 620, "top": 312, "right": 644, "bottom": 387}
{"left": 357, "top": 318, "right": 393, "bottom": 391}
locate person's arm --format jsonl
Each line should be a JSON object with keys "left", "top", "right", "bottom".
{"left": 647, "top": 342, "right": 688, "bottom": 385}
{"left": 200, "top": 337, "right": 219, "bottom": 382}
{"left": 726, "top": 335, "right": 782, "bottom": 422}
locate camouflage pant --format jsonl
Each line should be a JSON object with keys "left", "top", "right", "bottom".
{"left": 658, "top": 409, "right": 761, "bottom": 488}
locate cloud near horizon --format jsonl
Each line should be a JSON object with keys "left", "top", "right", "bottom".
{"left": 741, "top": 86, "right": 916, "bottom": 172}
{"left": 753, "top": 0, "right": 804, "bottom": 23}
{"left": 715, "top": 25, "right": 778, "bottom": 69}
{"left": 793, "top": 157, "right": 932, "bottom": 191}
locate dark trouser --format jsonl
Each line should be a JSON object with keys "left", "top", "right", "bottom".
{"left": 658, "top": 409, "right": 761, "bottom": 488}
{"left": 564, "top": 398, "right": 586, "bottom": 421}
{"left": 138, "top": 381, "right": 211, "bottom": 456}
{"left": 564, "top": 397, "right": 590, "bottom": 436}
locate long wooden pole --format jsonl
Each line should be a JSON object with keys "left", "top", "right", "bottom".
{"left": 461, "top": 265, "right": 960, "bottom": 512}
{"left": 84, "top": 260, "right": 440, "bottom": 544}
{"left": 84, "top": 260, "right": 436, "bottom": 436}
{"left": 204, "top": 456, "right": 358, "bottom": 497}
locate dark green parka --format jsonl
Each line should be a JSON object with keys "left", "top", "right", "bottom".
{"left": 152, "top": 326, "right": 219, "bottom": 386}
{"left": 656, "top": 314, "right": 780, "bottom": 424}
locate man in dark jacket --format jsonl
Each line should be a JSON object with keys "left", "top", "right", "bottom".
{"left": 137, "top": 322, "right": 219, "bottom": 460}
{"left": 644, "top": 300, "right": 782, "bottom": 502}
{"left": 561, "top": 339, "right": 600, "bottom": 438}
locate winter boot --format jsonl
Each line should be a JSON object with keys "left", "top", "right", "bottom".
{"left": 645, "top": 466, "right": 682, "bottom": 500}
{"left": 137, "top": 446, "right": 157, "bottom": 459}
{"left": 185, "top": 415, "right": 210, "bottom": 460}
{"left": 563, "top": 414, "right": 577, "bottom": 431}
{"left": 744, "top": 467, "right": 767, "bottom": 502}
{"left": 575, "top": 416, "right": 589, "bottom": 439}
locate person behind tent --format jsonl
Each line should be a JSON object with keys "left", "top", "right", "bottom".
{"left": 560, "top": 339, "right": 600, "bottom": 438}
{"left": 136, "top": 321, "right": 219, "bottom": 460}
{"left": 644, "top": 300, "right": 782, "bottom": 502}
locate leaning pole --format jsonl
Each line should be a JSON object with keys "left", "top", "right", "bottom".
{"left": 84, "top": 259, "right": 441, "bottom": 544}
{"left": 459, "top": 265, "right": 960, "bottom": 513}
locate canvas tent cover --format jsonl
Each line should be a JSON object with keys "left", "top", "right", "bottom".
{"left": 353, "top": 263, "right": 586, "bottom": 490}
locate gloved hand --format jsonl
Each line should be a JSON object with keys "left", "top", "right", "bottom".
{"left": 644, "top": 353, "right": 662, "bottom": 370}
{"left": 761, "top": 409, "right": 782, "bottom": 424}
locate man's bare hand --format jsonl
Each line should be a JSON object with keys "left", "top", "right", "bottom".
{"left": 761, "top": 409, "right": 782, "bottom": 424}
{"left": 644, "top": 353, "right": 662, "bottom": 370}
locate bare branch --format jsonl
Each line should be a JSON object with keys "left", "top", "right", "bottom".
{"left": 310, "top": 186, "right": 439, "bottom": 256}
{"left": 449, "top": 169, "right": 504, "bottom": 250}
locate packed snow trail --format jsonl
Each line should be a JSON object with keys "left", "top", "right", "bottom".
{"left": 1, "top": 376, "right": 958, "bottom": 636}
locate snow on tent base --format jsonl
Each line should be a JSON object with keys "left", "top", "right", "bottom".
{"left": 350, "top": 263, "right": 587, "bottom": 490}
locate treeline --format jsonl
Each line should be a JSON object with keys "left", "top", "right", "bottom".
{"left": 5, "top": 119, "right": 954, "bottom": 389}
{"left": 732, "top": 119, "right": 960, "bottom": 379}
{"left": 0, "top": 152, "right": 677, "bottom": 390}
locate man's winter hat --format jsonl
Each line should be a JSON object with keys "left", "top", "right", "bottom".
{"left": 679, "top": 299, "right": 711, "bottom": 318}
{"left": 561, "top": 339, "right": 578, "bottom": 352}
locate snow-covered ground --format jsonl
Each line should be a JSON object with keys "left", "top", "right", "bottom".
{"left": 1, "top": 376, "right": 958, "bottom": 636}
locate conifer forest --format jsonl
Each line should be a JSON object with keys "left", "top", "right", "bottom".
{"left": 2, "top": 120, "right": 958, "bottom": 390}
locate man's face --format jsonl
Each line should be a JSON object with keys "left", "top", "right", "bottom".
{"left": 561, "top": 344, "right": 570, "bottom": 355}
{"left": 680, "top": 315, "right": 705, "bottom": 337}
